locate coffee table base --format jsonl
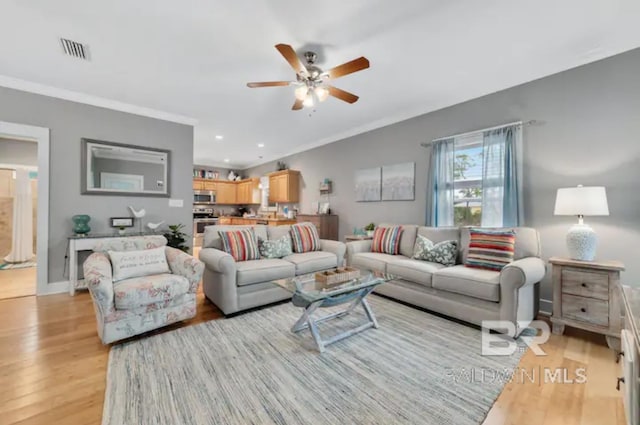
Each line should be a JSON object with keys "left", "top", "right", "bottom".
{"left": 291, "top": 287, "right": 379, "bottom": 353}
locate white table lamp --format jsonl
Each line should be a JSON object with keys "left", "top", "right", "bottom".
{"left": 554, "top": 185, "right": 609, "bottom": 261}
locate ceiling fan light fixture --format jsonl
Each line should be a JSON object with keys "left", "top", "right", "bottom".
{"left": 294, "top": 85, "right": 308, "bottom": 101}
{"left": 302, "top": 93, "right": 315, "bottom": 108}
{"left": 314, "top": 86, "right": 329, "bottom": 102}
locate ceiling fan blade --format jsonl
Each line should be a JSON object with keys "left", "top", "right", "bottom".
{"left": 292, "top": 98, "right": 304, "bottom": 110}
{"left": 246, "top": 81, "right": 291, "bottom": 88}
{"left": 275, "top": 44, "right": 307, "bottom": 77}
{"left": 325, "top": 57, "right": 370, "bottom": 79}
{"left": 328, "top": 86, "right": 359, "bottom": 104}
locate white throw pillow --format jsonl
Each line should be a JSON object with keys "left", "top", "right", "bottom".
{"left": 108, "top": 246, "right": 170, "bottom": 282}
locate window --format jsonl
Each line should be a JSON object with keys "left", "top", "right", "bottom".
{"left": 453, "top": 135, "right": 483, "bottom": 226}
{"left": 428, "top": 123, "right": 522, "bottom": 228}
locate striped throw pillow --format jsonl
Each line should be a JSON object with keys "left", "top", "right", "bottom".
{"left": 465, "top": 229, "right": 516, "bottom": 271}
{"left": 371, "top": 226, "right": 403, "bottom": 255}
{"left": 218, "top": 228, "right": 260, "bottom": 262}
{"left": 290, "top": 223, "right": 320, "bottom": 253}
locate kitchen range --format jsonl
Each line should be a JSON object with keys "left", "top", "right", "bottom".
{"left": 193, "top": 205, "right": 218, "bottom": 238}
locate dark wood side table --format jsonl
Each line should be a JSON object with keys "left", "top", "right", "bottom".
{"left": 550, "top": 256, "right": 625, "bottom": 350}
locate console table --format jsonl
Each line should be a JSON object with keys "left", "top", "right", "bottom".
{"left": 68, "top": 232, "right": 155, "bottom": 296}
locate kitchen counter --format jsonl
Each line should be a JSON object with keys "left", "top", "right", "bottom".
{"left": 218, "top": 216, "right": 297, "bottom": 226}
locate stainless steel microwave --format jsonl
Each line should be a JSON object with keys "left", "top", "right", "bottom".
{"left": 194, "top": 190, "right": 216, "bottom": 204}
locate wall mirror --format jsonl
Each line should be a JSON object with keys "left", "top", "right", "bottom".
{"left": 81, "top": 138, "right": 170, "bottom": 197}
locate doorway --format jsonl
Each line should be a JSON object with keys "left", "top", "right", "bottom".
{"left": 0, "top": 152, "right": 38, "bottom": 299}
{"left": 0, "top": 121, "right": 49, "bottom": 297}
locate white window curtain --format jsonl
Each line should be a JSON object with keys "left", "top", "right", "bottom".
{"left": 426, "top": 138, "right": 455, "bottom": 226}
{"left": 481, "top": 125, "right": 522, "bottom": 227}
{"left": 4, "top": 168, "right": 34, "bottom": 263}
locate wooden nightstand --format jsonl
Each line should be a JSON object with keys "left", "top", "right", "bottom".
{"left": 550, "top": 257, "right": 625, "bottom": 350}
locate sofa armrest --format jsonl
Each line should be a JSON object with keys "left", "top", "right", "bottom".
{"left": 83, "top": 252, "right": 115, "bottom": 311}
{"left": 199, "top": 248, "right": 236, "bottom": 274}
{"left": 345, "top": 240, "right": 372, "bottom": 265}
{"left": 320, "top": 239, "right": 346, "bottom": 266}
{"left": 199, "top": 247, "right": 238, "bottom": 314}
{"left": 165, "top": 246, "right": 205, "bottom": 293}
{"left": 500, "top": 257, "right": 546, "bottom": 290}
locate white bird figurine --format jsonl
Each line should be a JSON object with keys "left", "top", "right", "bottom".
{"left": 128, "top": 206, "right": 146, "bottom": 218}
{"left": 146, "top": 221, "right": 165, "bottom": 232}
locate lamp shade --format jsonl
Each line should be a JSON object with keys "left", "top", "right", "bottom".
{"left": 554, "top": 186, "right": 609, "bottom": 216}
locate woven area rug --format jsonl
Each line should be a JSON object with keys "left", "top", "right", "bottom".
{"left": 104, "top": 296, "right": 526, "bottom": 425}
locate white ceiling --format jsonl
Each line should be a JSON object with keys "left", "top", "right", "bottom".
{"left": 1, "top": 0, "right": 640, "bottom": 169}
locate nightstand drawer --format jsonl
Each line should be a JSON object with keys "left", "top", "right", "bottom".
{"left": 561, "top": 269, "right": 609, "bottom": 300}
{"left": 562, "top": 294, "right": 609, "bottom": 327}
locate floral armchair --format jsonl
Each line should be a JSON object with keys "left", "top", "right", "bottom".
{"left": 83, "top": 235, "right": 204, "bottom": 344}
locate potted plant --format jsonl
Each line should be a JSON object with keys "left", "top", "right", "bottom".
{"left": 163, "top": 224, "right": 189, "bottom": 253}
{"left": 364, "top": 223, "right": 375, "bottom": 237}
{"left": 117, "top": 226, "right": 126, "bottom": 236}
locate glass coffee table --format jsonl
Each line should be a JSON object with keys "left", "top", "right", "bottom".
{"left": 272, "top": 267, "right": 395, "bottom": 352}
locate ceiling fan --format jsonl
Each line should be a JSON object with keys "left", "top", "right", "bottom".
{"left": 247, "top": 44, "right": 370, "bottom": 110}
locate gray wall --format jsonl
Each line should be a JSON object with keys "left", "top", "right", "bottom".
{"left": 247, "top": 48, "right": 640, "bottom": 311}
{"left": 0, "top": 137, "right": 38, "bottom": 166}
{"left": 92, "top": 157, "right": 165, "bottom": 192}
{"left": 0, "top": 86, "right": 194, "bottom": 285}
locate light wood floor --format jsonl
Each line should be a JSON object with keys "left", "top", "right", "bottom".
{"left": 0, "top": 266, "right": 36, "bottom": 299}
{"left": 0, "top": 288, "right": 625, "bottom": 424}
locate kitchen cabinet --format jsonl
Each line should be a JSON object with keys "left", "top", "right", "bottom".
{"left": 203, "top": 181, "right": 217, "bottom": 191}
{"left": 192, "top": 178, "right": 260, "bottom": 205}
{"left": 296, "top": 214, "right": 339, "bottom": 240}
{"left": 236, "top": 179, "right": 260, "bottom": 204}
{"left": 268, "top": 170, "right": 300, "bottom": 203}
{"left": 216, "top": 181, "right": 237, "bottom": 204}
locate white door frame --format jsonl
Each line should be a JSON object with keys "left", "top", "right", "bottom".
{"left": 0, "top": 120, "right": 50, "bottom": 296}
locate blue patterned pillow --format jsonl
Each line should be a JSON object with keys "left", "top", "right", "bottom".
{"left": 258, "top": 235, "right": 293, "bottom": 259}
{"left": 412, "top": 235, "right": 458, "bottom": 266}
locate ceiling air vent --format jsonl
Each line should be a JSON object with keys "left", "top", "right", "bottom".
{"left": 60, "top": 38, "right": 89, "bottom": 60}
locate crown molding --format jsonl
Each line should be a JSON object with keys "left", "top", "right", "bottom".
{"left": 0, "top": 74, "right": 198, "bottom": 126}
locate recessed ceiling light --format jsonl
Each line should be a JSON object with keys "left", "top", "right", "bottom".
{"left": 215, "top": 135, "right": 224, "bottom": 140}
{"left": 257, "top": 143, "right": 265, "bottom": 148}
{"left": 223, "top": 158, "right": 230, "bottom": 163}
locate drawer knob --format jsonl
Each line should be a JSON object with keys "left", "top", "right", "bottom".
{"left": 580, "top": 308, "right": 586, "bottom": 313}
{"left": 617, "top": 377, "right": 625, "bottom": 391}
{"left": 581, "top": 283, "right": 587, "bottom": 288}
{"left": 617, "top": 351, "right": 625, "bottom": 364}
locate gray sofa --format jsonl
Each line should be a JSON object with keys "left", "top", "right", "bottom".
{"left": 347, "top": 225, "right": 545, "bottom": 336}
{"left": 199, "top": 224, "right": 346, "bottom": 315}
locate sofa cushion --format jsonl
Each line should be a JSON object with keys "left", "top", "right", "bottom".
{"left": 235, "top": 259, "right": 295, "bottom": 286}
{"left": 432, "top": 265, "right": 500, "bottom": 302}
{"left": 387, "top": 258, "right": 446, "bottom": 287}
{"left": 371, "top": 226, "right": 403, "bottom": 255}
{"left": 351, "top": 252, "right": 403, "bottom": 272}
{"left": 460, "top": 227, "right": 540, "bottom": 262}
{"left": 412, "top": 235, "right": 458, "bottom": 267}
{"left": 283, "top": 251, "right": 338, "bottom": 275}
{"left": 114, "top": 273, "right": 190, "bottom": 310}
{"left": 219, "top": 228, "right": 261, "bottom": 262}
{"left": 204, "top": 225, "right": 268, "bottom": 250}
{"left": 417, "top": 227, "right": 461, "bottom": 263}
{"left": 258, "top": 235, "right": 293, "bottom": 259}
{"left": 464, "top": 228, "right": 515, "bottom": 271}
{"left": 290, "top": 222, "right": 321, "bottom": 253}
{"left": 379, "top": 223, "right": 418, "bottom": 258}
{"left": 108, "top": 246, "right": 170, "bottom": 282}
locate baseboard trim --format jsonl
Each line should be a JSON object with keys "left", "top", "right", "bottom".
{"left": 38, "top": 281, "right": 70, "bottom": 296}
{"left": 539, "top": 298, "right": 552, "bottom": 316}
